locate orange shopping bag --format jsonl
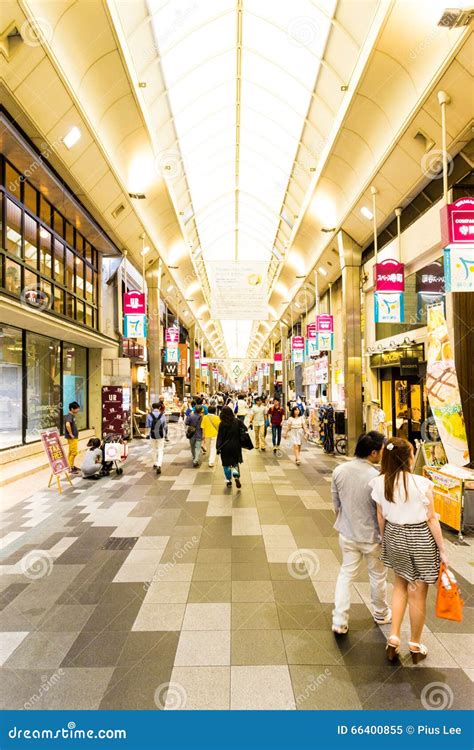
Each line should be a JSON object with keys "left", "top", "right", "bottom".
{"left": 435, "top": 563, "right": 464, "bottom": 622}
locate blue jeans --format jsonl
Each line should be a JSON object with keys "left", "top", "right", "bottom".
{"left": 190, "top": 436, "right": 202, "bottom": 465}
{"left": 223, "top": 465, "right": 240, "bottom": 481}
{"left": 272, "top": 425, "right": 282, "bottom": 446}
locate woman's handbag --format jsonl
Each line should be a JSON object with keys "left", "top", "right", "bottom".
{"left": 239, "top": 424, "right": 254, "bottom": 450}
{"left": 435, "top": 563, "right": 464, "bottom": 622}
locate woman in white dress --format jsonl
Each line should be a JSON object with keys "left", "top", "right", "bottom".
{"left": 285, "top": 406, "right": 309, "bottom": 466}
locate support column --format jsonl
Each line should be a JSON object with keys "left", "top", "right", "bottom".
{"left": 146, "top": 260, "right": 162, "bottom": 403}
{"left": 189, "top": 325, "right": 197, "bottom": 396}
{"left": 280, "top": 323, "right": 288, "bottom": 412}
{"left": 338, "top": 230, "right": 363, "bottom": 456}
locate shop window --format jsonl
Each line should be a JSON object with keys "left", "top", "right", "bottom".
{"left": 5, "top": 258, "right": 21, "bottom": 295}
{"left": 39, "top": 195, "right": 52, "bottom": 226}
{"left": 85, "top": 305, "right": 94, "bottom": 328}
{"left": 66, "top": 293, "right": 75, "bottom": 319}
{"left": 54, "top": 286, "right": 65, "bottom": 315}
{"left": 76, "top": 298, "right": 85, "bottom": 324}
{"left": 75, "top": 257, "right": 85, "bottom": 298}
{"left": 54, "top": 240, "right": 65, "bottom": 283}
{"left": 41, "top": 279, "right": 53, "bottom": 311}
{"left": 65, "top": 247, "right": 75, "bottom": 292}
{"left": 65, "top": 221, "right": 74, "bottom": 248}
{"left": 24, "top": 182, "right": 38, "bottom": 216}
{"left": 25, "top": 332, "right": 61, "bottom": 442}
{"left": 24, "top": 214, "right": 38, "bottom": 267}
{"left": 24, "top": 268, "right": 38, "bottom": 293}
{"left": 53, "top": 209, "right": 64, "bottom": 239}
{"left": 0, "top": 325, "right": 23, "bottom": 449}
{"left": 63, "top": 344, "right": 87, "bottom": 431}
{"left": 85, "top": 241, "right": 93, "bottom": 264}
{"left": 39, "top": 228, "right": 52, "bottom": 277}
{"left": 5, "top": 199, "right": 22, "bottom": 257}
{"left": 5, "top": 162, "right": 21, "bottom": 201}
{"left": 85, "top": 264, "right": 94, "bottom": 303}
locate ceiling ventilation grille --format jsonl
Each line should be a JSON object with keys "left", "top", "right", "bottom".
{"left": 414, "top": 130, "right": 435, "bottom": 152}
{"left": 112, "top": 203, "right": 126, "bottom": 219}
{"left": 438, "top": 7, "right": 474, "bottom": 27}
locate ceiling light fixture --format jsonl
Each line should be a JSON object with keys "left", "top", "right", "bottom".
{"left": 360, "top": 206, "right": 373, "bottom": 220}
{"left": 141, "top": 245, "right": 150, "bottom": 256}
{"left": 63, "top": 126, "right": 81, "bottom": 149}
{"left": 167, "top": 285, "right": 173, "bottom": 293}
{"left": 318, "top": 267, "right": 328, "bottom": 277}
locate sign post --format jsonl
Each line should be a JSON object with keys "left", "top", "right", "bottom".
{"left": 41, "top": 428, "right": 72, "bottom": 494}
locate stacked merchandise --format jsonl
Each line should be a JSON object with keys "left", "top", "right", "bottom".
{"left": 318, "top": 404, "right": 335, "bottom": 454}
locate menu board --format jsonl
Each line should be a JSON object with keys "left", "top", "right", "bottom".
{"left": 40, "top": 428, "right": 69, "bottom": 475}
{"left": 423, "top": 465, "right": 471, "bottom": 532}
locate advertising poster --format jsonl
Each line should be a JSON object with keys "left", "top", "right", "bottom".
{"left": 208, "top": 261, "right": 268, "bottom": 320}
{"left": 444, "top": 246, "right": 474, "bottom": 292}
{"left": 424, "top": 466, "right": 463, "bottom": 532}
{"left": 426, "top": 303, "right": 470, "bottom": 466}
{"left": 374, "top": 292, "right": 404, "bottom": 323}
{"left": 40, "top": 428, "right": 69, "bottom": 475}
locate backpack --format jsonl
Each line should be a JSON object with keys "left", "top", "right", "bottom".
{"left": 150, "top": 413, "right": 166, "bottom": 439}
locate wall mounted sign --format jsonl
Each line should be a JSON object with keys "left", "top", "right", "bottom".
{"left": 315, "top": 331, "right": 334, "bottom": 351}
{"left": 440, "top": 196, "right": 474, "bottom": 246}
{"left": 374, "top": 259, "right": 405, "bottom": 292}
{"left": 374, "top": 292, "right": 404, "bottom": 323}
{"left": 306, "top": 323, "right": 317, "bottom": 339}
{"left": 444, "top": 246, "right": 474, "bottom": 292}
{"left": 426, "top": 303, "right": 470, "bottom": 466}
{"left": 316, "top": 314, "right": 334, "bottom": 332}
{"left": 400, "top": 357, "right": 420, "bottom": 377}
{"left": 291, "top": 336, "right": 305, "bottom": 350}
{"left": 123, "top": 291, "right": 146, "bottom": 315}
{"left": 123, "top": 314, "right": 147, "bottom": 338}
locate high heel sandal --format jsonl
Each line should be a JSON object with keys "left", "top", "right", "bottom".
{"left": 408, "top": 641, "right": 428, "bottom": 664}
{"left": 386, "top": 635, "right": 400, "bottom": 662}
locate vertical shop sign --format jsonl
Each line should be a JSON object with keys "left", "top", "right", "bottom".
{"left": 315, "top": 331, "right": 334, "bottom": 351}
{"left": 426, "top": 303, "right": 470, "bottom": 466}
{"left": 374, "top": 259, "right": 405, "bottom": 291}
{"left": 165, "top": 326, "right": 180, "bottom": 345}
{"left": 291, "top": 336, "right": 305, "bottom": 350}
{"left": 444, "top": 246, "right": 474, "bottom": 292}
{"left": 274, "top": 352, "right": 282, "bottom": 371}
{"left": 123, "top": 314, "right": 147, "bottom": 338}
{"left": 374, "top": 292, "right": 404, "bottom": 323}
{"left": 316, "top": 314, "right": 334, "bottom": 332}
{"left": 123, "top": 291, "right": 146, "bottom": 315}
{"left": 440, "top": 196, "right": 474, "bottom": 246}
{"left": 306, "top": 323, "right": 317, "bottom": 339}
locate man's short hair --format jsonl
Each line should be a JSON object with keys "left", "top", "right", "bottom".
{"left": 354, "top": 431, "right": 385, "bottom": 458}
{"left": 69, "top": 401, "right": 80, "bottom": 410}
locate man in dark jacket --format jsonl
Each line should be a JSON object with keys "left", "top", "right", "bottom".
{"left": 216, "top": 406, "right": 248, "bottom": 488}
{"left": 185, "top": 404, "right": 203, "bottom": 467}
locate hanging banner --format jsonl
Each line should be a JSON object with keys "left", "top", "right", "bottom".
{"left": 123, "top": 291, "right": 146, "bottom": 315}
{"left": 374, "top": 259, "right": 405, "bottom": 292}
{"left": 440, "top": 196, "right": 474, "bottom": 246}
{"left": 274, "top": 352, "right": 282, "bottom": 371}
{"left": 165, "top": 347, "right": 180, "bottom": 363}
{"left": 163, "top": 362, "right": 178, "bottom": 377}
{"left": 292, "top": 349, "right": 304, "bottom": 364}
{"left": 444, "top": 246, "right": 474, "bottom": 293}
{"left": 315, "top": 332, "right": 333, "bottom": 351}
{"left": 165, "top": 326, "right": 180, "bottom": 345}
{"left": 415, "top": 261, "right": 445, "bottom": 294}
{"left": 207, "top": 261, "right": 268, "bottom": 320}
{"left": 374, "top": 292, "right": 404, "bottom": 323}
{"left": 315, "top": 357, "right": 329, "bottom": 384}
{"left": 316, "top": 314, "right": 334, "bottom": 332}
{"left": 306, "top": 323, "right": 317, "bottom": 339}
{"left": 306, "top": 339, "right": 319, "bottom": 358}
{"left": 41, "top": 428, "right": 69, "bottom": 476}
{"left": 123, "top": 314, "right": 147, "bottom": 338}
{"left": 291, "top": 336, "right": 305, "bottom": 350}
{"left": 426, "top": 303, "right": 470, "bottom": 466}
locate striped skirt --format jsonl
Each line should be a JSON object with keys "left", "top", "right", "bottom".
{"left": 381, "top": 521, "right": 440, "bottom": 584}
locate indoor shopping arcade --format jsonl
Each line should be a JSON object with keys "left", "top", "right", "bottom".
{"left": 0, "top": 0, "right": 473, "bottom": 736}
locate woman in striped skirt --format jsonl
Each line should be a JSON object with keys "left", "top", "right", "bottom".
{"left": 369, "top": 438, "right": 448, "bottom": 663}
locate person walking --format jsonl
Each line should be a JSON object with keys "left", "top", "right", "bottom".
{"left": 235, "top": 394, "right": 248, "bottom": 422}
{"left": 185, "top": 404, "right": 203, "bottom": 467}
{"left": 331, "top": 431, "right": 391, "bottom": 635}
{"left": 370, "top": 437, "right": 448, "bottom": 663}
{"left": 249, "top": 396, "right": 267, "bottom": 450}
{"left": 268, "top": 398, "right": 284, "bottom": 453}
{"left": 285, "top": 405, "right": 309, "bottom": 465}
{"left": 201, "top": 405, "right": 220, "bottom": 467}
{"left": 64, "top": 401, "right": 80, "bottom": 474}
{"left": 81, "top": 438, "right": 103, "bottom": 480}
{"left": 216, "top": 405, "right": 247, "bottom": 488}
{"left": 146, "top": 402, "right": 167, "bottom": 474}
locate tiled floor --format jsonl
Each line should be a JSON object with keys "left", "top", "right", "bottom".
{"left": 1, "top": 423, "right": 473, "bottom": 711}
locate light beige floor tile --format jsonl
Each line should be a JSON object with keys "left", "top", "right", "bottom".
{"left": 182, "top": 603, "right": 231, "bottom": 630}
{"left": 144, "top": 581, "right": 191, "bottom": 604}
{"left": 134, "top": 536, "right": 170, "bottom": 550}
{"left": 0, "top": 631, "right": 29, "bottom": 666}
{"left": 132, "top": 603, "right": 185, "bottom": 631}
{"left": 153, "top": 563, "right": 195, "bottom": 582}
{"left": 231, "top": 665, "right": 295, "bottom": 709}
{"left": 125, "top": 549, "right": 164, "bottom": 566}
{"left": 174, "top": 630, "right": 231, "bottom": 666}
{"left": 166, "top": 666, "right": 230, "bottom": 709}
{"left": 112, "top": 563, "right": 159, "bottom": 583}
{"left": 231, "top": 581, "right": 275, "bottom": 603}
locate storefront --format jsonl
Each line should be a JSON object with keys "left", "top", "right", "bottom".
{"left": 0, "top": 324, "right": 88, "bottom": 449}
{"left": 370, "top": 344, "right": 426, "bottom": 444}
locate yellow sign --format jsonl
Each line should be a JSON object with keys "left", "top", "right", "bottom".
{"left": 424, "top": 466, "right": 462, "bottom": 532}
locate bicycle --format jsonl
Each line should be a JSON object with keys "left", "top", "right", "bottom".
{"left": 335, "top": 435, "right": 347, "bottom": 455}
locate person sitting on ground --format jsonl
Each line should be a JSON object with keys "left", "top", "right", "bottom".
{"left": 331, "top": 431, "right": 391, "bottom": 635}
{"left": 81, "top": 438, "right": 103, "bottom": 480}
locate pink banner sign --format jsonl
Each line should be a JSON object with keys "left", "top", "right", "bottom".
{"left": 374, "top": 259, "right": 405, "bottom": 292}
{"left": 165, "top": 326, "right": 180, "bottom": 345}
{"left": 316, "top": 314, "right": 334, "bottom": 333}
{"left": 306, "top": 323, "right": 317, "bottom": 339}
{"left": 41, "top": 429, "right": 69, "bottom": 475}
{"left": 440, "top": 197, "right": 474, "bottom": 246}
{"left": 291, "top": 336, "right": 305, "bottom": 350}
{"left": 123, "top": 291, "right": 145, "bottom": 315}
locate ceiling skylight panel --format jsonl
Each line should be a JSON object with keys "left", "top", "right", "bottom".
{"left": 242, "top": 80, "right": 304, "bottom": 135}
{"left": 173, "top": 83, "right": 233, "bottom": 134}
{"left": 165, "top": 49, "right": 235, "bottom": 113}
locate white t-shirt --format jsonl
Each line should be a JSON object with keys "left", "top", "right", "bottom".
{"left": 369, "top": 473, "right": 432, "bottom": 525}
{"left": 81, "top": 448, "right": 102, "bottom": 475}
{"left": 251, "top": 405, "right": 266, "bottom": 426}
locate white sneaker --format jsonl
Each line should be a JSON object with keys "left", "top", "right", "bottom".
{"left": 332, "top": 623, "right": 348, "bottom": 635}
{"left": 374, "top": 608, "right": 392, "bottom": 625}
